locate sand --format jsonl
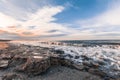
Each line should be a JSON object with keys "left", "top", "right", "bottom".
{"left": 0, "top": 42, "right": 8, "bottom": 49}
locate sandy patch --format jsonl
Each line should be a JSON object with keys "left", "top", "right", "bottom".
{"left": 0, "top": 42, "right": 8, "bottom": 49}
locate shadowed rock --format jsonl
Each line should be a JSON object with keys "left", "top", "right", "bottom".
{"left": 2, "top": 73, "right": 25, "bottom": 80}
{"left": 0, "top": 60, "right": 9, "bottom": 69}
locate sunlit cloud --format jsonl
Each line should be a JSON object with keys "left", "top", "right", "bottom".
{"left": 0, "top": 5, "right": 69, "bottom": 38}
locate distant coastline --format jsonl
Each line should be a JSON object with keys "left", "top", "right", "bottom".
{"left": 0, "top": 39, "right": 11, "bottom": 42}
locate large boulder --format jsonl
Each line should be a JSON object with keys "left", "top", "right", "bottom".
{"left": 16, "top": 56, "right": 50, "bottom": 76}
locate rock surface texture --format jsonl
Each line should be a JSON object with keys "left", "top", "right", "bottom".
{"left": 0, "top": 42, "right": 119, "bottom": 80}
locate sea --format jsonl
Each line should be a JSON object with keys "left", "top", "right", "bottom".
{"left": 60, "top": 40, "right": 120, "bottom": 46}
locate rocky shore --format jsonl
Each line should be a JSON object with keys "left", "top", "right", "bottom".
{"left": 0, "top": 42, "right": 119, "bottom": 80}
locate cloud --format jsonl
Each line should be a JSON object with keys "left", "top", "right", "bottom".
{"left": 47, "top": 29, "right": 59, "bottom": 33}
{"left": 21, "top": 6, "right": 67, "bottom": 36}
{"left": 0, "top": 13, "right": 19, "bottom": 27}
{"left": 0, "top": 0, "right": 72, "bottom": 40}
{"left": 76, "top": 0, "right": 120, "bottom": 38}
{"left": 0, "top": 4, "right": 69, "bottom": 39}
{"left": 0, "top": 0, "right": 53, "bottom": 21}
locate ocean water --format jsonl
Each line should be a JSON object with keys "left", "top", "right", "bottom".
{"left": 60, "top": 40, "right": 120, "bottom": 46}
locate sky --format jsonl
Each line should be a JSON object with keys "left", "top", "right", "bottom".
{"left": 0, "top": 0, "right": 120, "bottom": 40}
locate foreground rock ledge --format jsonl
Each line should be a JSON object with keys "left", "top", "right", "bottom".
{"left": 0, "top": 44, "right": 119, "bottom": 80}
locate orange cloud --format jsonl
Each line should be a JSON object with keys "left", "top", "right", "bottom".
{"left": 0, "top": 30, "right": 5, "bottom": 34}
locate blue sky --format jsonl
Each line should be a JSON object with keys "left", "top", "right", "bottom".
{"left": 0, "top": 0, "right": 120, "bottom": 40}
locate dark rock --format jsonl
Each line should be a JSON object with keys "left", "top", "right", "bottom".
{"left": 60, "top": 59, "right": 73, "bottom": 67}
{"left": 88, "top": 68, "right": 107, "bottom": 77}
{"left": 109, "top": 78, "right": 120, "bottom": 80}
{"left": 91, "top": 62, "right": 100, "bottom": 68}
{"left": 97, "top": 60, "right": 106, "bottom": 65}
{"left": 55, "top": 50, "right": 64, "bottom": 54}
{"left": 66, "top": 54, "right": 73, "bottom": 58}
{"left": 16, "top": 56, "right": 50, "bottom": 76}
{"left": 75, "top": 56, "right": 80, "bottom": 59}
{"left": 50, "top": 55, "right": 61, "bottom": 65}
{"left": 9, "top": 55, "right": 27, "bottom": 67}
{"left": 83, "top": 61, "right": 92, "bottom": 67}
{"left": 2, "top": 73, "right": 25, "bottom": 80}
{"left": 81, "top": 55, "right": 90, "bottom": 60}
{"left": 0, "top": 60, "right": 9, "bottom": 69}
{"left": 0, "top": 54, "right": 12, "bottom": 60}
{"left": 72, "top": 63, "right": 85, "bottom": 70}
{"left": 70, "top": 50, "right": 74, "bottom": 52}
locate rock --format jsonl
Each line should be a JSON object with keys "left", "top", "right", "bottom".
{"left": 110, "top": 64, "right": 120, "bottom": 71}
{"left": 81, "top": 55, "right": 90, "bottom": 60}
{"left": 16, "top": 56, "right": 50, "bottom": 76}
{"left": 60, "top": 58, "right": 73, "bottom": 67}
{"left": 66, "top": 54, "right": 73, "bottom": 58}
{"left": 2, "top": 73, "right": 25, "bottom": 80}
{"left": 88, "top": 68, "right": 106, "bottom": 77}
{"left": 72, "top": 63, "right": 85, "bottom": 70}
{"left": 9, "top": 55, "right": 27, "bottom": 67}
{"left": 97, "top": 60, "right": 106, "bottom": 65}
{"left": 55, "top": 50, "right": 64, "bottom": 54}
{"left": 109, "top": 78, "right": 120, "bottom": 80}
{"left": 83, "top": 61, "right": 92, "bottom": 67}
{"left": 75, "top": 56, "right": 80, "bottom": 59}
{"left": 0, "top": 54, "right": 11, "bottom": 60}
{"left": 50, "top": 55, "right": 61, "bottom": 65}
{"left": 91, "top": 61, "right": 100, "bottom": 68}
{"left": 0, "top": 60, "right": 9, "bottom": 69}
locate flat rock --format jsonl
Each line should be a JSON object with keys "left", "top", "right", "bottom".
{"left": 0, "top": 60, "right": 9, "bottom": 69}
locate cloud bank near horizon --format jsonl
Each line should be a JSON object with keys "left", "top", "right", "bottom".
{"left": 0, "top": 0, "right": 120, "bottom": 40}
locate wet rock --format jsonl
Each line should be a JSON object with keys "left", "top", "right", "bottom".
{"left": 50, "top": 54, "right": 61, "bottom": 65}
{"left": 72, "top": 63, "right": 85, "bottom": 70}
{"left": 88, "top": 68, "right": 106, "bottom": 77}
{"left": 81, "top": 55, "right": 90, "bottom": 60}
{"left": 66, "top": 54, "right": 73, "bottom": 58}
{"left": 83, "top": 61, "right": 92, "bottom": 67}
{"left": 55, "top": 50, "right": 64, "bottom": 54}
{"left": 91, "top": 61, "right": 100, "bottom": 68}
{"left": 2, "top": 73, "right": 25, "bottom": 80}
{"left": 16, "top": 56, "right": 50, "bottom": 76}
{"left": 75, "top": 56, "right": 80, "bottom": 59}
{"left": 97, "top": 60, "right": 106, "bottom": 65}
{"left": 0, "top": 60, "right": 9, "bottom": 69}
{"left": 60, "top": 59, "right": 73, "bottom": 67}
{"left": 110, "top": 64, "right": 120, "bottom": 71}
{"left": 9, "top": 55, "right": 27, "bottom": 67}
{"left": 109, "top": 78, "right": 120, "bottom": 80}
